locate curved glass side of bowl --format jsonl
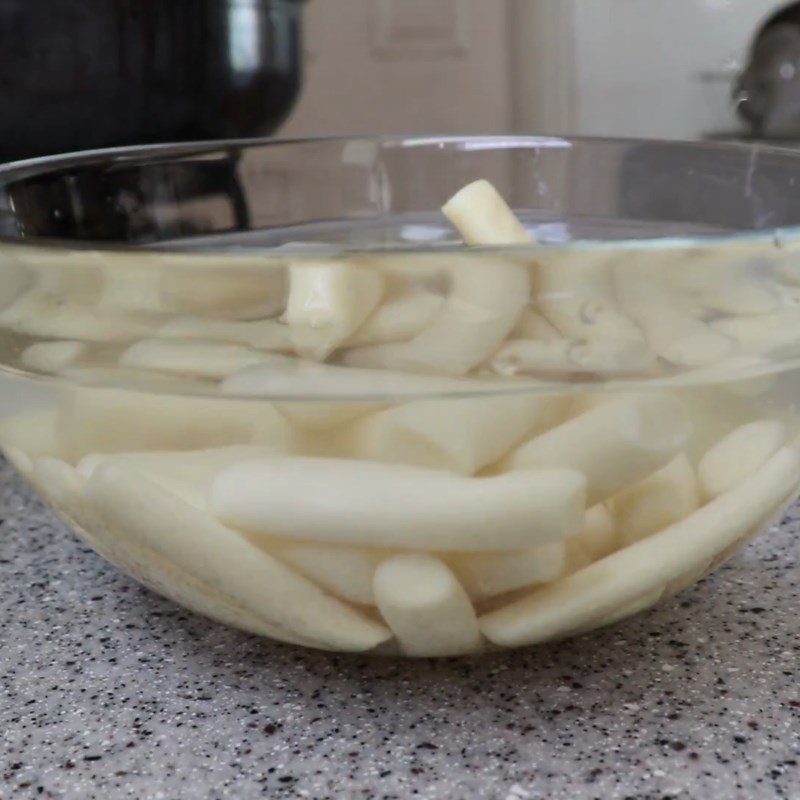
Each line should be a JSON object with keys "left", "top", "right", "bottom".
{"left": 0, "top": 136, "right": 799, "bottom": 656}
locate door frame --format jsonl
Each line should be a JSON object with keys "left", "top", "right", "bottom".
{"left": 509, "top": 0, "right": 577, "bottom": 134}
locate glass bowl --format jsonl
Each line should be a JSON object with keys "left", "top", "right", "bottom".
{"left": 2, "top": 135, "right": 800, "bottom": 657}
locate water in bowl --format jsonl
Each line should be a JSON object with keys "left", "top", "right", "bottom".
{"left": 0, "top": 206, "right": 798, "bottom": 655}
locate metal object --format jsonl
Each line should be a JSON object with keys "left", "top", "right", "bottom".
{"left": 0, "top": 0, "right": 305, "bottom": 162}
{"left": 737, "top": 3, "right": 800, "bottom": 138}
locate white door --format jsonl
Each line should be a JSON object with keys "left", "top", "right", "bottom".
{"left": 511, "top": 0, "right": 789, "bottom": 140}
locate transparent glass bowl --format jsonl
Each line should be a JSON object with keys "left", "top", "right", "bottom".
{"left": 2, "top": 135, "right": 800, "bottom": 656}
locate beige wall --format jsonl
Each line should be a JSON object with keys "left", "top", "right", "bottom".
{"left": 283, "top": 0, "right": 782, "bottom": 141}
{"left": 282, "top": 0, "right": 514, "bottom": 137}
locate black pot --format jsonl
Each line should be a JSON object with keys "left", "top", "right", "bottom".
{"left": 0, "top": 0, "right": 305, "bottom": 162}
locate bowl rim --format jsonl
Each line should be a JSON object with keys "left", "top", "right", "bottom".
{"left": 2, "top": 133, "right": 800, "bottom": 257}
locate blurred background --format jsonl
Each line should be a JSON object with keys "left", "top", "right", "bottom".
{"left": 283, "top": 0, "right": 800, "bottom": 142}
{"left": 5, "top": 0, "right": 800, "bottom": 163}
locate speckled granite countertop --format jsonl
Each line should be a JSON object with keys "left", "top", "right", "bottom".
{"left": 2, "top": 459, "right": 800, "bottom": 800}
